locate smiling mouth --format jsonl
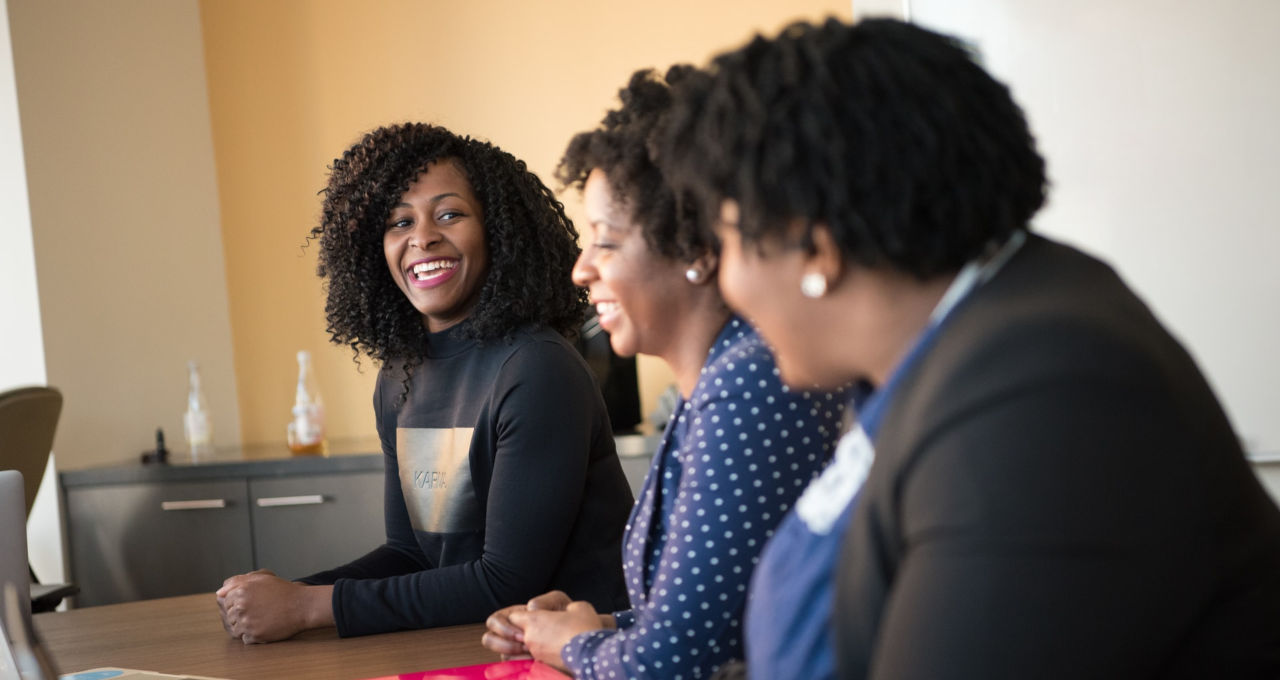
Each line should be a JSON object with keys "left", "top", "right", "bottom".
{"left": 411, "top": 260, "right": 458, "bottom": 281}
{"left": 595, "top": 301, "right": 620, "bottom": 317}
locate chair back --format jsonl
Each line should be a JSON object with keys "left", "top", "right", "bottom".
{"left": 0, "top": 387, "right": 62, "bottom": 518}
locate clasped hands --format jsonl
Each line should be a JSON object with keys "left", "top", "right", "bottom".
{"left": 482, "top": 590, "right": 616, "bottom": 672}
{"left": 217, "top": 573, "right": 608, "bottom": 663}
{"left": 216, "top": 569, "right": 334, "bottom": 644}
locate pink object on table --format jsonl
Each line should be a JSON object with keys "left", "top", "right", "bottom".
{"left": 360, "top": 659, "right": 567, "bottom": 680}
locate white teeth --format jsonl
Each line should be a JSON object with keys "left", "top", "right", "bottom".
{"left": 412, "top": 260, "right": 457, "bottom": 279}
{"left": 596, "top": 302, "right": 620, "bottom": 316}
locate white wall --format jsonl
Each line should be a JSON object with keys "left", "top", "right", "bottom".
{"left": 0, "top": 0, "right": 63, "bottom": 585}
{"left": 853, "top": 0, "right": 907, "bottom": 19}
{"left": 866, "top": 0, "right": 1280, "bottom": 458}
{"left": 0, "top": 2, "right": 41, "bottom": 387}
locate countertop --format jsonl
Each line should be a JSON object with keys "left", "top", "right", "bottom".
{"left": 60, "top": 433, "right": 660, "bottom": 488}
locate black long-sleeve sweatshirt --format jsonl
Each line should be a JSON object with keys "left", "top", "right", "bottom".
{"left": 299, "top": 324, "right": 633, "bottom": 636}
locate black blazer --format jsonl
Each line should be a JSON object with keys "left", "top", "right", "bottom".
{"left": 834, "top": 235, "right": 1280, "bottom": 679}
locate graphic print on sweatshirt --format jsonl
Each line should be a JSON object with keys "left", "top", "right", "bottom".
{"left": 396, "top": 427, "right": 481, "bottom": 533}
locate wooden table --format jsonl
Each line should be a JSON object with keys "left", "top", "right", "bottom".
{"left": 35, "top": 594, "right": 496, "bottom": 679}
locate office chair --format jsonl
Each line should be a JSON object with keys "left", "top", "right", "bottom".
{"left": 0, "top": 385, "right": 77, "bottom": 612}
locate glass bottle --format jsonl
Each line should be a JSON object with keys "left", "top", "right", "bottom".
{"left": 183, "top": 360, "right": 214, "bottom": 462}
{"left": 287, "top": 350, "right": 326, "bottom": 456}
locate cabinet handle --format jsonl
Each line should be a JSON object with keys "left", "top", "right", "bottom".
{"left": 256, "top": 494, "right": 326, "bottom": 507}
{"left": 160, "top": 499, "right": 228, "bottom": 511}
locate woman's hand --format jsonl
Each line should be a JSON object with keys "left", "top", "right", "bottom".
{"left": 508, "top": 599, "right": 607, "bottom": 672}
{"left": 483, "top": 590, "right": 574, "bottom": 658}
{"left": 215, "top": 569, "right": 333, "bottom": 644}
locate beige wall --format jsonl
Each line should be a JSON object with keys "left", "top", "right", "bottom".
{"left": 10, "top": 0, "right": 241, "bottom": 469}
{"left": 201, "top": 0, "right": 853, "bottom": 444}
{"left": 8, "top": 1, "right": 852, "bottom": 467}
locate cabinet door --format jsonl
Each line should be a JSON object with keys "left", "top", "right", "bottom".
{"left": 66, "top": 479, "right": 253, "bottom": 607}
{"left": 618, "top": 455, "right": 653, "bottom": 498}
{"left": 249, "top": 471, "right": 384, "bottom": 580}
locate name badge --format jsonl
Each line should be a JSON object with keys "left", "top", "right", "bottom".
{"left": 795, "top": 425, "right": 875, "bottom": 534}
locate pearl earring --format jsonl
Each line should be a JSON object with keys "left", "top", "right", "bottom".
{"left": 801, "top": 272, "right": 828, "bottom": 298}
{"left": 685, "top": 268, "right": 702, "bottom": 284}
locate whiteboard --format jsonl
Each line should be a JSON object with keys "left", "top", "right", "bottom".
{"left": 902, "top": 0, "right": 1280, "bottom": 457}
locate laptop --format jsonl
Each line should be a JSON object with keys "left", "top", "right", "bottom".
{"left": 0, "top": 470, "right": 31, "bottom": 644}
{"left": 1, "top": 468, "right": 55, "bottom": 679}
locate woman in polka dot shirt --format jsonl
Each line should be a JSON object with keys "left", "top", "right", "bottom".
{"left": 480, "top": 66, "right": 848, "bottom": 679}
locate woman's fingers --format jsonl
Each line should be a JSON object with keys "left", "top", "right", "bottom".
{"left": 482, "top": 630, "right": 530, "bottom": 656}
{"left": 528, "top": 590, "right": 571, "bottom": 611}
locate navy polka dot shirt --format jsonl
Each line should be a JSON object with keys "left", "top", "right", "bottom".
{"left": 562, "top": 318, "right": 848, "bottom": 679}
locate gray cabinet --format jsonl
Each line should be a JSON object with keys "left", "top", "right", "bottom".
{"left": 618, "top": 455, "right": 652, "bottom": 497}
{"left": 62, "top": 454, "right": 385, "bottom": 607}
{"left": 249, "top": 472, "right": 383, "bottom": 580}
{"left": 615, "top": 433, "right": 660, "bottom": 497}
{"left": 65, "top": 479, "right": 255, "bottom": 607}
{"left": 62, "top": 437, "right": 654, "bottom": 607}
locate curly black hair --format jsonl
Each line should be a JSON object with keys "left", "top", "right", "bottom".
{"left": 661, "top": 18, "right": 1048, "bottom": 279}
{"left": 312, "top": 123, "right": 586, "bottom": 368}
{"left": 557, "top": 65, "right": 712, "bottom": 262}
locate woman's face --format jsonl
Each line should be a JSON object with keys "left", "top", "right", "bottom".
{"left": 572, "top": 169, "right": 689, "bottom": 359}
{"left": 715, "top": 201, "right": 832, "bottom": 388}
{"left": 383, "top": 161, "right": 489, "bottom": 333}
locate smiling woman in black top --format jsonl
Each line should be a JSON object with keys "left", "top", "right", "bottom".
{"left": 215, "top": 123, "right": 632, "bottom": 643}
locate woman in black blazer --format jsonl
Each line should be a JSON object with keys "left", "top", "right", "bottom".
{"left": 660, "top": 17, "right": 1280, "bottom": 680}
